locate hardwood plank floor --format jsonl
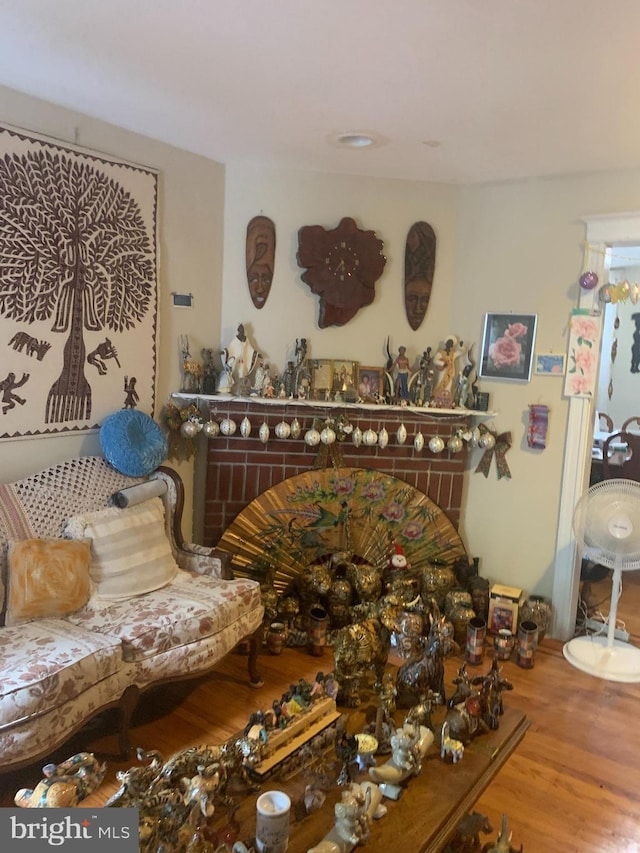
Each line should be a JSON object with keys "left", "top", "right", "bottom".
{"left": 1, "top": 581, "right": 639, "bottom": 851}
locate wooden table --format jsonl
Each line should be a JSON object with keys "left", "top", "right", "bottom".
{"left": 235, "top": 704, "right": 529, "bottom": 853}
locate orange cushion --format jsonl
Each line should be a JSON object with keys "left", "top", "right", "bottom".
{"left": 5, "top": 539, "right": 91, "bottom": 626}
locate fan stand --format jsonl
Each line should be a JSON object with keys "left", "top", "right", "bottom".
{"left": 563, "top": 559, "right": 640, "bottom": 682}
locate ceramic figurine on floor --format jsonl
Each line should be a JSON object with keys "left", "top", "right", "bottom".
{"left": 15, "top": 752, "right": 106, "bottom": 808}
{"left": 481, "top": 814, "right": 523, "bottom": 853}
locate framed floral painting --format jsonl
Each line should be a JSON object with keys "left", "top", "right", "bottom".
{"left": 479, "top": 313, "right": 537, "bottom": 382}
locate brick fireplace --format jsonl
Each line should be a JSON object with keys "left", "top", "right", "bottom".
{"left": 202, "top": 397, "right": 471, "bottom": 548}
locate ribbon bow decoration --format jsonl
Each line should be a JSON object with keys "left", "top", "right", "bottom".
{"left": 475, "top": 424, "right": 512, "bottom": 480}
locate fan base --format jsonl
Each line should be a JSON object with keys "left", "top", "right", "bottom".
{"left": 563, "top": 635, "right": 640, "bottom": 682}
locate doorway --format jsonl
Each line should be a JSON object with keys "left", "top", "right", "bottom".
{"left": 551, "top": 212, "right": 640, "bottom": 640}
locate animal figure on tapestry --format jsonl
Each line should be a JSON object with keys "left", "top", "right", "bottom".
{"left": 440, "top": 720, "right": 464, "bottom": 764}
{"left": 15, "top": 752, "right": 106, "bottom": 807}
{"left": 87, "top": 337, "right": 121, "bottom": 375}
{"left": 0, "top": 371, "right": 29, "bottom": 414}
{"left": 9, "top": 331, "right": 52, "bottom": 360}
{"left": 395, "top": 604, "right": 447, "bottom": 707}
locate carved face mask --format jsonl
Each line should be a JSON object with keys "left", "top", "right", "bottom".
{"left": 246, "top": 215, "right": 275, "bottom": 309}
{"left": 404, "top": 221, "right": 436, "bottom": 330}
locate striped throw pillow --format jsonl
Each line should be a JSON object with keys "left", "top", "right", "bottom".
{"left": 65, "top": 497, "right": 178, "bottom": 600}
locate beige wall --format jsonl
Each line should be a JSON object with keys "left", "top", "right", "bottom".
{"left": 0, "top": 85, "right": 226, "bottom": 539}
{"left": 221, "top": 164, "right": 460, "bottom": 369}
{"left": 6, "top": 83, "right": 640, "bottom": 621}
{"left": 222, "top": 164, "right": 640, "bottom": 610}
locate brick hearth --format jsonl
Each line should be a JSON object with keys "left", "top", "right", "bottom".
{"left": 202, "top": 397, "right": 471, "bottom": 548}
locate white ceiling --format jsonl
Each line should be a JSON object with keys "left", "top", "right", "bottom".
{"left": 1, "top": 0, "right": 640, "bottom": 185}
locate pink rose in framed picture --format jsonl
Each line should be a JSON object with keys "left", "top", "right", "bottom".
{"left": 479, "top": 313, "right": 537, "bottom": 382}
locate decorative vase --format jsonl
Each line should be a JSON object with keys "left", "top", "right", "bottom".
{"left": 494, "top": 628, "right": 515, "bottom": 661}
{"left": 516, "top": 620, "right": 539, "bottom": 669}
{"left": 444, "top": 589, "right": 475, "bottom": 647}
{"left": 519, "top": 595, "right": 552, "bottom": 642}
{"left": 307, "top": 605, "right": 329, "bottom": 656}
{"left": 266, "top": 622, "right": 287, "bottom": 656}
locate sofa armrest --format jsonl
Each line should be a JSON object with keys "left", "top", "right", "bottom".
{"left": 177, "top": 542, "right": 234, "bottom": 580}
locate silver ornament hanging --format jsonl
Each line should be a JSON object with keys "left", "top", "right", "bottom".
{"left": 428, "top": 435, "right": 445, "bottom": 453}
{"left": 447, "top": 434, "right": 463, "bottom": 453}
{"left": 240, "top": 416, "right": 252, "bottom": 437}
{"left": 378, "top": 427, "right": 389, "bottom": 449}
{"left": 290, "top": 417, "right": 301, "bottom": 438}
{"left": 203, "top": 420, "right": 220, "bottom": 438}
{"left": 363, "top": 428, "right": 378, "bottom": 446}
{"left": 352, "top": 426, "right": 363, "bottom": 447}
{"left": 304, "top": 427, "right": 321, "bottom": 446}
{"left": 396, "top": 423, "right": 407, "bottom": 445}
{"left": 259, "top": 422, "right": 270, "bottom": 443}
{"left": 220, "top": 417, "right": 236, "bottom": 436}
{"left": 414, "top": 431, "right": 425, "bottom": 452}
{"left": 320, "top": 426, "right": 336, "bottom": 445}
{"left": 275, "top": 420, "right": 291, "bottom": 439}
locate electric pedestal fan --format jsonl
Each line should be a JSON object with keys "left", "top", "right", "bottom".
{"left": 563, "top": 478, "right": 640, "bottom": 682}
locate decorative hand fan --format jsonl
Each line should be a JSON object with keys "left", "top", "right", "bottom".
{"left": 217, "top": 467, "right": 467, "bottom": 595}
{"left": 563, "top": 478, "right": 640, "bottom": 682}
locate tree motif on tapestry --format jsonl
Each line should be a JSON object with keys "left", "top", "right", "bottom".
{"left": 0, "top": 150, "right": 155, "bottom": 423}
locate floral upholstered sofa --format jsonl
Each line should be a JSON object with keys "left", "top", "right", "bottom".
{"left": 0, "top": 456, "right": 264, "bottom": 773}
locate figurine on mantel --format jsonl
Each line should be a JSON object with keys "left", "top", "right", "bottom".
{"left": 220, "top": 324, "right": 260, "bottom": 393}
{"left": 432, "top": 336, "right": 465, "bottom": 408}
{"left": 392, "top": 346, "right": 411, "bottom": 402}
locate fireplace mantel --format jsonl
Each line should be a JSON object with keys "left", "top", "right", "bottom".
{"left": 196, "top": 396, "right": 472, "bottom": 549}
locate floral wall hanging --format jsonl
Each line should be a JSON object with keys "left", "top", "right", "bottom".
{"left": 563, "top": 309, "right": 601, "bottom": 398}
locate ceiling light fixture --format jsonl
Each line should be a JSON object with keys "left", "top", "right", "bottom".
{"left": 327, "top": 131, "right": 386, "bottom": 150}
{"left": 337, "top": 133, "right": 374, "bottom": 148}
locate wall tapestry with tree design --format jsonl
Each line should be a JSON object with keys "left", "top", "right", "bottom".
{"left": 0, "top": 123, "right": 158, "bottom": 439}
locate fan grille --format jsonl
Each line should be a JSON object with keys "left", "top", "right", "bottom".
{"left": 574, "top": 478, "right": 640, "bottom": 569}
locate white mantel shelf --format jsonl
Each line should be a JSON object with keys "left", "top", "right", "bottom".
{"left": 171, "top": 392, "right": 496, "bottom": 419}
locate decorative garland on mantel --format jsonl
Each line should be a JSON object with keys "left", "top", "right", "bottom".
{"left": 162, "top": 396, "right": 510, "bottom": 478}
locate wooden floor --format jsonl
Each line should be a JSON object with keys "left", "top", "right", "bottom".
{"left": 1, "top": 577, "right": 639, "bottom": 852}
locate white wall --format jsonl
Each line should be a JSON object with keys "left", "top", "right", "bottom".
{"left": 0, "top": 85, "right": 226, "bottom": 538}
{"left": 222, "top": 163, "right": 640, "bottom": 622}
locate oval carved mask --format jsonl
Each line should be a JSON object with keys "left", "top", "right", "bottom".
{"left": 404, "top": 221, "right": 436, "bottom": 331}
{"left": 246, "top": 215, "right": 275, "bottom": 309}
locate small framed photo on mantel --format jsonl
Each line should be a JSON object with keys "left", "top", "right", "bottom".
{"left": 479, "top": 313, "right": 537, "bottom": 382}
